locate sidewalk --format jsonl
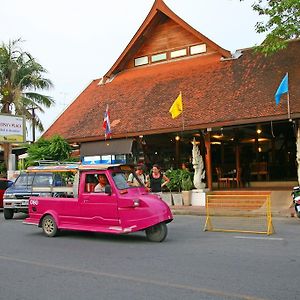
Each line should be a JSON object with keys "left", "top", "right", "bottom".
{"left": 170, "top": 190, "right": 294, "bottom": 218}
{"left": 170, "top": 205, "right": 293, "bottom": 217}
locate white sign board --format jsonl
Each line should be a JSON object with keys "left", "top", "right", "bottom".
{"left": 0, "top": 114, "right": 25, "bottom": 143}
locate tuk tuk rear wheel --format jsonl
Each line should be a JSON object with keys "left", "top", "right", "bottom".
{"left": 42, "top": 215, "right": 58, "bottom": 237}
{"left": 145, "top": 222, "right": 168, "bottom": 242}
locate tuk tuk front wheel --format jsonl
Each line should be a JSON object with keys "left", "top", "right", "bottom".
{"left": 42, "top": 215, "right": 58, "bottom": 237}
{"left": 145, "top": 222, "right": 168, "bottom": 242}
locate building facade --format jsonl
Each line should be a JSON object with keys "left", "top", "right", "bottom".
{"left": 43, "top": 0, "right": 300, "bottom": 189}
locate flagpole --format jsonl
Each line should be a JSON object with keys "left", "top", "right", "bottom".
{"left": 181, "top": 92, "right": 185, "bottom": 133}
{"left": 287, "top": 91, "right": 292, "bottom": 122}
{"left": 284, "top": 72, "right": 292, "bottom": 122}
{"left": 104, "top": 104, "right": 108, "bottom": 141}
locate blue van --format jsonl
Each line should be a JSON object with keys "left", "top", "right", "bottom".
{"left": 3, "top": 172, "right": 65, "bottom": 219}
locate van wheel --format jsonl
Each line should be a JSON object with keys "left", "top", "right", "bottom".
{"left": 42, "top": 215, "right": 58, "bottom": 237}
{"left": 145, "top": 223, "right": 168, "bottom": 242}
{"left": 4, "top": 208, "right": 14, "bottom": 220}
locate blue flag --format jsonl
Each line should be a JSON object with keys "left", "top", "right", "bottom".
{"left": 275, "top": 73, "right": 288, "bottom": 105}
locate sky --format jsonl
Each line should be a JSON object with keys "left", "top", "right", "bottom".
{"left": 1, "top": 0, "right": 266, "bottom": 141}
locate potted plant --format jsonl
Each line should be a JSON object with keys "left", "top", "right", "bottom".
{"left": 181, "top": 169, "right": 194, "bottom": 206}
{"left": 165, "top": 168, "right": 183, "bottom": 205}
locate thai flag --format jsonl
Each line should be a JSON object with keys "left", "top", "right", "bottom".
{"left": 102, "top": 105, "right": 111, "bottom": 139}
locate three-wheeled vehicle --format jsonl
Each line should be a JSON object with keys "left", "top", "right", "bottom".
{"left": 24, "top": 164, "right": 173, "bottom": 242}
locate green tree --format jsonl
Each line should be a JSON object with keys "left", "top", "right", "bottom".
{"left": 26, "top": 135, "right": 72, "bottom": 165}
{"left": 0, "top": 38, "right": 54, "bottom": 129}
{"left": 247, "top": 0, "right": 300, "bottom": 54}
{"left": 0, "top": 38, "right": 54, "bottom": 168}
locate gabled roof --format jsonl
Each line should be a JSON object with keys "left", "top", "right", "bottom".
{"left": 43, "top": 40, "right": 300, "bottom": 143}
{"left": 104, "top": 0, "right": 231, "bottom": 80}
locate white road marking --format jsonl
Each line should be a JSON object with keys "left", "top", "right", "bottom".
{"left": 0, "top": 255, "right": 266, "bottom": 300}
{"left": 234, "top": 235, "right": 283, "bottom": 241}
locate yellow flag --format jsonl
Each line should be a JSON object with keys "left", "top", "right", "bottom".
{"left": 169, "top": 92, "right": 183, "bottom": 119}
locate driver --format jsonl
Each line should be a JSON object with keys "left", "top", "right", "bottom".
{"left": 94, "top": 174, "right": 108, "bottom": 192}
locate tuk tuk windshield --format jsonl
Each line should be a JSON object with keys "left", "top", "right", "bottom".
{"left": 112, "top": 172, "right": 143, "bottom": 190}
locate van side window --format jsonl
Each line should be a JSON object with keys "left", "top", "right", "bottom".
{"left": 33, "top": 174, "right": 53, "bottom": 187}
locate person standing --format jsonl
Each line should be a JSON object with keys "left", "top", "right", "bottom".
{"left": 147, "top": 164, "right": 170, "bottom": 194}
{"left": 128, "top": 166, "right": 147, "bottom": 187}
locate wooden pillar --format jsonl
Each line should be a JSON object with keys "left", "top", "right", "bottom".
{"left": 221, "top": 141, "right": 225, "bottom": 165}
{"left": 235, "top": 143, "right": 241, "bottom": 185}
{"left": 205, "top": 132, "right": 212, "bottom": 190}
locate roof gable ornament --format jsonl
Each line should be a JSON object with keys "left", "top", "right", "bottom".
{"left": 102, "top": 0, "right": 231, "bottom": 83}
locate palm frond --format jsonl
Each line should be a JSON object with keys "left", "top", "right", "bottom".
{"left": 23, "top": 92, "right": 54, "bottom": 107}
{"left": 0, "top": 39, "right": 53, "bottom": 131}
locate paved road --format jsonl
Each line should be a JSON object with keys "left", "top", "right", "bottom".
{"left": 0, "top": 212, "right": 299, "bottom": 300}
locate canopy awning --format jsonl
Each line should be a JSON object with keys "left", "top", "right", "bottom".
{"left": 80, "top": 139, "right": 133, "bottom": 156}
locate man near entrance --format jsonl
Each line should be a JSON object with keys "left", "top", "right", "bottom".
{"left": 128, "top": 166, "right": 147, "bottom": 187}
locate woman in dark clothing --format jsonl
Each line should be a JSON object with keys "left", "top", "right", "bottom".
{"left": 147, "top": 164, "right": 170, "bottom": 194}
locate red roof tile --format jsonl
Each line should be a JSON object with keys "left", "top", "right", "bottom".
{"left": 43, "top": 40, "right": 300, "bottom": 142}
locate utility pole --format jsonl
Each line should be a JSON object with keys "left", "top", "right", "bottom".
{"left": 31, "top": 106, "right": 38, "bottom": 142}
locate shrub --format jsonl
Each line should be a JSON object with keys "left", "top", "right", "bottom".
{"left": 165, "top": 168, "right": 194, "bottom": 192}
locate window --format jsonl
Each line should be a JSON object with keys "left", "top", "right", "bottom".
{"left": 151, "top": 53, "right": 167, "bottom": 63}
{"left": 112, "top": 172, "right": 130, "bottom": 190}
{"left": 190, "top": 44, "right": 207, "bottom": 55}
{"left": 0, "top": 180, "right": 12, "bottom": 189}
{"left": 134, "top": 56, "right": 149, "bottom": 67}
{"left": 90, "top": 173, "right": 109, "bottom": 193}
{"left": 33, "top": 174, "right": 53, "bottom": 187}
{"left": 15, "top": 173, "right": 34, "bottom": 187}
{"left": 170, "top": 48, "right": 187, "bottom": 59}
{"left": 85, "top": 174, "right": 99, "bottom": 193}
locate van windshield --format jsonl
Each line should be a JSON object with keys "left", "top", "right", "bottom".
{"left": 14, "top": 173, "right": 56, "bottom": 187}
{"left": 14, "top": 173, "right": 34, "bottom": 186}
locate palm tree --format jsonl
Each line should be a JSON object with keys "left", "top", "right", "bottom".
{"left": 0, "top": 38, "right": 54, "bottom": 170}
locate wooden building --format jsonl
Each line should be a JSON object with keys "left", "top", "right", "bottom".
{"left": 43, "top": 0, "right": 300, "bottom": 189}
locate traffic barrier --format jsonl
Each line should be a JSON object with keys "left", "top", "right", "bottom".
{"left": 204, "top": 193, "right": 274, "bottom": 235}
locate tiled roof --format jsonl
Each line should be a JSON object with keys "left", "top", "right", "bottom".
{"left": 104, "top": 0, "right": 230, "bottom": 80}
{"left": 43, "top": 40, "right": 300, "bottom": 142}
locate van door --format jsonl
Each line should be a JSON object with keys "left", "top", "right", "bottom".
{"left": 80, "top": 172, "right": 119, "bottom": 226}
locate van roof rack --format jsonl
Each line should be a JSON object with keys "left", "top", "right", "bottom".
{"left": 35, "top": 160, "right": 80, "bottom": 166}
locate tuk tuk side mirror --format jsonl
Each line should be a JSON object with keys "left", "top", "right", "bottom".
{"left": 104, "top": 185, "right": 112, "bottom": 195}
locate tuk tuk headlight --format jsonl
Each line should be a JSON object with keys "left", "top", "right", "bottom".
{"left": 133, "top": 199, "right": 140, "bottom": 207}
